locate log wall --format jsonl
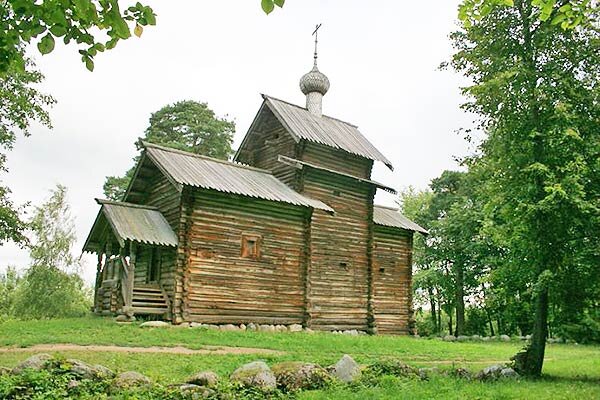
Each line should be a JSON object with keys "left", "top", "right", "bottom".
{"left": 301, "top": 142, "right": 374, "bottom": 179}
{"left": 372, "top": 225, "right": 413, "bottom": 334}
{"left": 182, "top": 189, "right": 310, "bottom": 324}
{"left": 302, "top": 169, "right": 374, "bottom": 331}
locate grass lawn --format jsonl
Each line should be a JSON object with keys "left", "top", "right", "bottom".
{"left": 1, "top": 316, "right": 599, "bottom": 399}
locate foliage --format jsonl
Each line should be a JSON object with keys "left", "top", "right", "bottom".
{"left": 261, "top": 0, "right": 286, "bottom": 15}
{"left": 453, "top": 0, "right": 600, "bottom": 376}
{"left": 0, "top": 59, "right": 55, "bottom": 246}
{"left": 10, "top": 185, "right": 91, "bottom": 319}
{"left": 0, "top": 0, "right": 156, "bottom": 74}
{"left": 103, "top": 100, "right": 235, "bottom": 200}
{"left": 0, "top": 266, "right": 20, "bottom": 316}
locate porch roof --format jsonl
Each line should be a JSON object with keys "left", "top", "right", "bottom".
{"left": 83, "top": 199, "right": 178, "bottom": 253}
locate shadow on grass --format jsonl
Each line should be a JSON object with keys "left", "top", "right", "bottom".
{"left": 540, "top": 374, "right": 600, "bottom": 385}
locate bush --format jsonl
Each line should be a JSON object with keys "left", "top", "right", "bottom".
{"left": 556, "top": 313, "right": 600, "bottom": 344}
{"left": 11, "top": 265, "right": 91, "bottom": 319}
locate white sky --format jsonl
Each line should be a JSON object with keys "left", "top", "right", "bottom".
{"left": 0, "top": 0, "right": 475, "bottom": 284}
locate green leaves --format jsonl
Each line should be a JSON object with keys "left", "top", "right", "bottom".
{"left": 37, "top": 34, "right": 55, "bottom": 55}
{"left": 261, "top": 0, "right": 285, "bottom": 15}
{"left": 2, "top": 0, "right": 156, "bottom": 75}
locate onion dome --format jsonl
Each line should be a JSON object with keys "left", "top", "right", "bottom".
{"left": 299, "top": 63, "right": 330, "bottom": 96}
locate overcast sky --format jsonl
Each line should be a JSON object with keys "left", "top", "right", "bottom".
{"left": 1, "top": 0, "right": 475, "bottom": 283}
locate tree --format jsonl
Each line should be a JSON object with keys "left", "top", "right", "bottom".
{"left": 1, "top": 0, "right": 155, "bottom": 74}
{"left": 0, "top": 58, "right": 55, "bottom": 246}
{"left": 452, "top": 0, "right": 600, "bottom": 376}
{"left": 104, "top": 100, "right": 236, "bottom": 200}
{"left": 12, "top": 185, "right": 91, "bottom": 319}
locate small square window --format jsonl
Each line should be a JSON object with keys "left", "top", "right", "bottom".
{"left": 241, "top": 234, "right": 261, "bottom": 259}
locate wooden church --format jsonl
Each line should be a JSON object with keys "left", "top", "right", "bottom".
{"left": 83, "top": 46, "right": 427, "bottom": 335}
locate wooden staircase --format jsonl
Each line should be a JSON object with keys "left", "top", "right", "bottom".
{"left": 131, "top": 284, "right": 170, "bottom": 317}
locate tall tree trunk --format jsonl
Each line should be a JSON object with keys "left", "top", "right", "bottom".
{"left": 437, "top": 301, "right": 442, "bottom": 333}
{"left": 486, "top": 308, "right": 495, "bottom": 336}
{"left": 455, "top": 264, "right": 465, "bottom": 336}
{"left": 513, "top": 286, "right": 548, "bottom": 376}
{"left": 448, "top": 310, "right": 453, "bottom": 335}
{"left": 428, "top": 288, "right": 438, "bottom": 333}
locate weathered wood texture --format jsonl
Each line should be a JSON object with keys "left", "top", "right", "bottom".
{"left": 181, "top": 189, "right": 309, "bottom": 324}
{"left": 301, "top": 142, "right": 373, "bottom": 179}
{"left": 372, "top": 225, "right": 413, "bottom": 334}
{"left": 302, "top": 169, "right": 374, "bottom": 331}
{"left": 236, "top": 108, "right": 299, "bottom": 187}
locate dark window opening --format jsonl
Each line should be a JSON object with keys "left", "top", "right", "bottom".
{"left": 339, "top": 262, "right": 348, "bottom": 269}
{"left": 379, "top": 267, "right": 386, "bottom": 273}
{"left": 241, "top": 235, "right": 261, "bottom": 259}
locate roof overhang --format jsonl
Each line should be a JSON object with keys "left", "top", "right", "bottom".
{"left": 278, "top": 155, "right": 397, "bottom": 194}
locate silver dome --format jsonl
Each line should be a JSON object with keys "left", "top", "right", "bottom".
{"left": 299, "top": 64, "right": 330, "bottom": 96}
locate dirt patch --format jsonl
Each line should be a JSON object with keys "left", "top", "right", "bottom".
{"left": 0, "top": 343, "right": 284, "bottom": 356}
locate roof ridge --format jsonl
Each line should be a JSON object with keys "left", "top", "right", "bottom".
{"left": 374, "top": 204, "right": 400, "bottom": 211}
{"left": 95, "top": 198, "right": 160, "bottom": 211}
{"left": 262, "top": 94, "right": 359, "bottom": 128}
{"left": 141, "top": 141, "right": 274, "bottom": 175}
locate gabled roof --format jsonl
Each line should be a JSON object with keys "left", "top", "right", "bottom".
{"left": 235, "top": 95, "right": 393, "bottom": 170}
{"left": 373, "top": 205, "right": 428, "bottom": 234}
{"left": 83, "top": 199, "right": 178, "bottom": 252}
{"left": 143, "top": 142, "right": 333, "bottom": 212}
{"left": 278, "top": 155, "right": 397, "bottom": 194}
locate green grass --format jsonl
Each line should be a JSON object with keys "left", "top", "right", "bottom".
{"left": 1, "top": 316, "right": 599, "bottom": 399}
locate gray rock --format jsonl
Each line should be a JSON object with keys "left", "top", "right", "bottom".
{"left": 500, "top": 334, "right": 511, "bottom": 342}
{"left": 112, "top": 371, "right": 152, "bottom": 389}
{"left": 115, "top": 315, "right": 130, "bottom": 323}
{"left": 476, "top": 364, "right": 518, "bottom": 381}
{"left": 0, "top": 366, "right": 10, "bottom": 375}
{"left": 272, "top": 361, "right": 332, "bottom": 391}
{"left": 288, "top": 324, "right": 303, "bottom": 332}
{"left": 456, "top": 335, "right": 470, "bottom": 342}
{"left": 482, "top": 336, "right": 491, "bottom": 342}
{"left": 186, "top": 371, "right": 219, "bottom": 387}
{"left": 175, "top": 322, "right": 191, "bottom": 328}
{"left": 471, "top": 335, "right": 482, "bottom": 341}
{"left": 443, "top": 335, "right": 457, "bottom": 342}
{"left": 331, "top": 354, "right": 361, "bottom": 383}
{"left": 304, "top": 328, "right": 315, "bottom": 334}
{"left": 259, "top": 324, "right": 275, "bottom": 333}
{"left": 230, "top": 361, "right": 276, "bottom": 391}
{"left": 239, "top": 324, "right": 246, "bottom": 331}
{"left": 66, "top": 359, "right": 115, "bottom": 380}
{"left": 206, "top": 324, "right": 219, "bottom": 330}
{"left": 247, "top": 323, "right": 258, "bottom": 331}
{"left": 11, "top": 353, "right": 53, "bottom": 374}
{"left": 140, "top": 321, "right": 170, "bottom": 328}
{"left": 190, "top": 322, "right": 205, "bottom": 328}
{"left": 67, "top": 380, "right": 80, "bottom": 390}
{"left": 448, "top": 367, "right": 473, "bottom": 380}
{"left": 343, "top": 330, "right": 359, "bottom": 336}
{"left": 93, "top": 364, "right": 116, "bottom": 379}
{"left": 220, "top": 324, "right": 239, "bottom": 331}
{"left": 275, "top": 324, "right": 287, "bottom": 332}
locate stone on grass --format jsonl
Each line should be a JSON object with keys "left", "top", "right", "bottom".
{"left": 275, "top": 325, "right": 287, "bottom": 332}
{"left": 288, "top": 324, "right": 303, "bottom": 332}
{"left": 230, "top": 361, "right": 276, "bottom": 391}
{"left": 115, "top": 315, "right": 130, "bottom": 323}
{"left": 247, "top": 323, "right": 258, "bottom": 331}
{"left": 0, "top": 366, "right": 10, "bottom": 375}
{"left": 447, "top": 367, "right": 473, "bottom": 380}
{"left": 456, "top": 335, "right": 470, "bottom": 342}
{"left": 343, "top": 330, "right": 359, "bottom": 336}
{"left": 178, "top": 383, "right": 214, "bottom": 398}
{"left": 140, "top": 321, "right": 170, "bottom": 328}
{"left": 259, "top": 325, "right": 275, "bottom": 333}
{"left": 476, "top": 364, "right": 518, "bottom": 381}
{"left": 190, "top": 322, "right": 204, "bottom": 328}
{"left": 443, "top": 335, "right": 457, "bottom": 342}
{"left": 112, "top": 371, "right": 152, "bottom": 389}
{"left": 331, "top": 354, "right": 361, "bottom": 383}
{"left": 239, "top": 324, "right": 246, "bottom": 331}
{"left": 220, "top": 324, "right": 239, "bottom": 331}
{"left": 272, "top": 361, "right": 332, "bottom": 391}
{"left": 500, "top": 334, "right": 511, "bottom": 342}
{"left": 65, "top": 359, "right": 114, "bottom": 380}
{"left": 186, "top": 371, "right": 219, "bottom": 387}
{"left": 471, "top": 335, "right": 482, "bottom": 341}
{"left": 11, "top": 353, "right": 53, "bottom": 374}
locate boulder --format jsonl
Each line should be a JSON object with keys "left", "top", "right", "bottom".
{"left": 471, "top": 335, "right": 482, "bottom": 341}
{"left": 230, "top": 361, "right": 276, "bottom": 391}
{"left": 275, "top": 325, "right": 287, "bottom": 332}
{"left": 115, "top": 315, "right": 131, "bottom": 323}
{"left": 304, "top": 328, "right": 315, "bottom": 334}
{"left": 331, "top": 354, "right": 361, "bottom": 383}
{"left": 448, "top": 367, "right": 473, "bottom": 380}
{"left": 288, "top": 324, "right": 303, "bottom": 332}
{"left": 206, "top": 324, "right": 220, "bottom": 331}
{"left": 178, "top": 383, "right": 214, "bottom": 398}
{"left": 259, "top": 325, "right": 275, "bottom": 333}
{"left": 186, "top": 371, "right": 219, "bottom": 387}
{"left": 65, "top": 359, "right": 115, "bottom": 380}
{"left": 190, "top": 322, "right": 205, "bottom": 328}
{"left": 476, "top": 364, "right": 518, "bottom": 381}
{"left": 272, "top": 361, "right": 332, "bottom": 391}
{"left": 11, "top": 353, "right": 53, "bottom": 374}
{"left": 343, "top": 330, "right": 359, "bottom": 336}
{"left": 239, "top": 324, "right": 246, "bottom": 331}
{"left": 112, "top": 371, "right": 152, "bottom": 389}
{"left": 247, "top": 323, "right": 258, "bottom": 331}
{"left": 140, "top": 321, "right": 170, "bottom": 328}
{"left": 175, "top": 322, "right": 191, "bottom": 328}
{"left": 220, "top": 324, "right": 239, "bottom": 331}
{"left": 500, "top": 334, "right": 511, "bottom": 342}
{"left": 443, "top": 335, "right": 457, "bottom": 342}
{"left": 456, "top": 335, "right": 470, "bottom": 342}
{"left": 0, "top": 366, "right": 10, "bottom": 375}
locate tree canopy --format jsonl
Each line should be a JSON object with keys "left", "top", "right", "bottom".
{"left": 103, "top": 100, "right": 236, "bottom": 200}
{"left": 452, "top": 0, "right": 599, "bottom": 376}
